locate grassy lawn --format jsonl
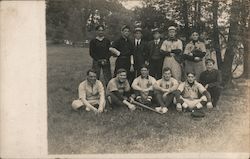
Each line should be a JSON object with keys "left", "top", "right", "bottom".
{"left": 47, "top": 44, "right": 249, "bottom": 154}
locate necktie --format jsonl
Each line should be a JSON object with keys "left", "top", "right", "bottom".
{"left": 155, "top": 40, "right": 158, "bottom": 45}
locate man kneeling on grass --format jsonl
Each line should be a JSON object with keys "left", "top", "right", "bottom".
{"left": 175, "top": 72, "right": 213, "bottom": 112}
{"left": 72, "top": 69, "right": 105, "bottom": 113}
{"left": 106, "top": 68, "right": 136, "bottom": 111}
{"left": 153, "top": 67, "right": 179, "bottom": 113}
{"left": 131, "top": 65, "right": 156, "bottom": 105}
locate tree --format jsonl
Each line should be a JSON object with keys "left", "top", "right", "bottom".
{"left": 212, "top": 0, "right": 223, "bottom": 69}
{"left": 240, "top": 0, "right": 250, "bottom": 79}
{"left": 221, "top": 0, "right": 241, "bottom": 86}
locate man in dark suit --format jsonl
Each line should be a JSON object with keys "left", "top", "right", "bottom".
{"left": 110, "top": 25, "right": 134, "bottom": 83}
{"left": 132, "top": 27, "right": 148, "bottom": 78}
{"left": 147, "top": 28, "right": 164, "bottom": 80}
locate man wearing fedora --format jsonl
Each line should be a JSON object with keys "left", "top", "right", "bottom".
{"left": 132, "top": 27, "right": 148, "bottom": 78}
{"left": 160, "top": 26, "right": 183, "bottom": 82}
{"left": 147, "top": 28, "right": 164, "bottom": 80}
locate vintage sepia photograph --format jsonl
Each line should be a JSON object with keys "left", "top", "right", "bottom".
{"left": 46, "top": 0, "right": 250, "bottom": 155}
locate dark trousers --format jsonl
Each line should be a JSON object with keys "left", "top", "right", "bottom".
{"left": 149, "top": 58, "right": 163, "bottom": 80}
{"left": 92, "top": 60, "right": 112, "bottom": 86}
{"left": 114, "top": 57, "right": 134, "bottom": 83}
{"left": 207, "top": 86, "right": 221, "bottom": 107}
{"left": 108, "top": 92, "right": 126, "bottom": 108}
{"left": 154, "top": 90, "right": 175, "bottom": 107}
{"left": 134, "top": 90, "right": 154, "bottom": 103}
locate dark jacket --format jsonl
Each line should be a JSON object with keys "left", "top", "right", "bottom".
{"left": 112, "top": 36, "right": 134, "bottom": 59}
{"left": 147, "top": 39, "right": 164, "bottom": 61}
{"left": 132, "top": 39, "right": 148, "bottom": 70}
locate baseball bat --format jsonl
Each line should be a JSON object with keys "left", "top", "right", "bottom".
{"left": 131, "top": 100, "right": 163, "bottom": 114}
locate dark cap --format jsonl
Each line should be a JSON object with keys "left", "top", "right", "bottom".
{"left": 151, "top": 28, "right": 160, "bottom": 34}
{"left": 121, "top": 25, "right": 131, "bottom": 31}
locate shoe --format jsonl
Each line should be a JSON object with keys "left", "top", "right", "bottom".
{"left": 182, "top": 102, "right": 188, "bottom": 108}
{"left": 161, "top": 107, "right": 168, "bottom": 113}
{"left": 85, "top": 107, "right": 91, "bottom": 111}
{"left": 155, "top": 107, "right": 162, "bottom": 112}
{"left": 176, "top": 103, "right": 182, "bottom": 112}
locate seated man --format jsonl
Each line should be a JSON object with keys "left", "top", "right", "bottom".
{"left": 199, "top": 59, "right": 222, "bottom": 107}
{"left": 106, "top": 68, "right": 136, "bottom": 111}
{"left": 153, "top": 67, "right": 179, "bottom": 113}
{"left": 131, "top": 65, "right": 156, "bottom": 105}
{"left": 72, "top": 69, "right": 105, "bottom": 113}
{"left": 175, "top": 72, "right": 213, "bottom": 112}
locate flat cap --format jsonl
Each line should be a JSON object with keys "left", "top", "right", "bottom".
{"left": 121, "top": 25, "right": 130, "bottom": 31}
{"left": 151, "top": 28, "right": 160, "bottom": 33}
{"left": 134, "top": 27, "right": 142, "bottom": 32}
{"left": 168, "top": 26, "right": 177, "bottom": 31}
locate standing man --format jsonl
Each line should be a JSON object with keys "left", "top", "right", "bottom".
{"left": 175, "top": 72, "right": 213, "bottom": 112}
{"left": 147, "top": 28, "right": 164, "bottom": 80}
{"left": 183, "top": 31, "right": 206, "bottom": 80}
{"left": 72, "top": 69, "right": 105, "bottom": 113}
{"left": 199, "top": 59, "right": 222, "bottom": 107}
{"left": 89, "top": 25, "right": 112, "bottom": 86}
{"left": 109, "top": 25, "right": 134, "bottom": 83}
{"left": 160, "top": 26, "right": 183, "bottom": 81}
{"left": 132, "top": 27, "right": 148, "bottom": 77}
{"left": 131, "top": 65, "right": 156, "bottom": 105}
{"left": 153, "top": 67, "right": 179, "bottom": 113}
{"left": 106, "top": 68, "right": 136, "bottom": 111}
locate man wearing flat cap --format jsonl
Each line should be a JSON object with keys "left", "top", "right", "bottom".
{"left": 109, "top": 25, "right": 134, "bottom": 83}
{"left": 146, "top": 28, "right": 164, "bottom": 80}
{"left": 160, "top": 26, "right": 183, "bottom": 82}
{"left": 132, "top": 27, "right": 148, "bottom": 78}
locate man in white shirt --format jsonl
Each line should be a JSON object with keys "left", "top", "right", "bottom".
{"left": 153, "top": 67, "right": 179, "bottom": 113}
{"left": 72, "top": 69, "right": 105, "bottom": 113}
{"left": 132, "top": 65, "right": 156, "bottom": 105}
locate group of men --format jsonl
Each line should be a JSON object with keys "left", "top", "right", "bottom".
{"left": 72, "top": 24, "right": 222, "bottom": 114}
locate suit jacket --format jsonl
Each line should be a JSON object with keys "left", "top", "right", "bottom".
{"left": 147, "top": 39, "right": 164, "bottom": 61}
{"left": 132, "top": 39, "right": 148, "bottom": 69}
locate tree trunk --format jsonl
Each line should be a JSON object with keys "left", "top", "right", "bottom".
{"left": 212, "top": 0, "right": 223, "bottom": 69}
{"left": 221, "top": 1, "right": 241, "bottom": 86}
{"left": 241, "top": 0, "right": 250, "bottom": 79}
{"left": 182, "top": 0, "right": 190, "bottom": 41}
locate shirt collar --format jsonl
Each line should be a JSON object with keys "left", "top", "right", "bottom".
{"left": 168, "top": 37, "right": 178, "bottom": 41}
{"left": 155, "top": 39, "right": 160, "bottom": 43}
{"left": 86, "top": 80, "right": 96, "bottom": 87}
{"left": 140, "top": 75, "right": 149, "bottom": 79}
{"left": 96, "top": 36, "right": 105, "bottom": 41}
{"left": 185, "top": 81, "right": 198, "bottom": 87}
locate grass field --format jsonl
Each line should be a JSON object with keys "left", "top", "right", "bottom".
{"left": 47, "top": 44, "right": 249, "bottom": 154}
